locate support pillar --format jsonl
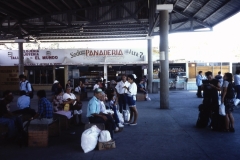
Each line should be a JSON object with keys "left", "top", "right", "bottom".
{"left": 64, "top": 65, "right": 68, "bottom": 87}
{"left": 104, "top": 64, "right": 107, "bottom": 81}
{"left": 157, "top": 4, "right": 173, "bottom": 109}
{"left": 148, "top": 39, "right": 153, "bottom": 93}
{"left": 18, "top": 42, "right": 24, "bottom": 75}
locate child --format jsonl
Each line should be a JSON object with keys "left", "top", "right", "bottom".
{"left": 109, "top": 94, "right": 124, "bottom": 128}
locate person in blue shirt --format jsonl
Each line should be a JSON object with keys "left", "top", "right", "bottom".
{"left": 29, "top": 90, "right": 53, "bottom": 125}
{"left": 12, "top": 90, "right": 36, "bottom": 119}
{"left": 87, "top": 88, "right": 118, "bottom": 138}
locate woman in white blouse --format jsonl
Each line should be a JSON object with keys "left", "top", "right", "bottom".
{"left": 123, "top": 74, "right": 138, "bottom": 126}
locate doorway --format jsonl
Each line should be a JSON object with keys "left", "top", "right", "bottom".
{"left": 55, "top": 68, "right": 65, "bottom": 90}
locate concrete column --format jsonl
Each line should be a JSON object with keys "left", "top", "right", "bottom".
{"left": 104, "top": 64, "right": 107, "bottom": 81}
{"left": 53, "top": 66, "right": 56, "bottom": 81}
{"left": 229, "top": 62, "right": 232, "bottom": 73}
{"left": 148, "top": 39, "right": 153, "bottom": 93}
{"left": 18, "top": 42, "right": 24, "bottom": 75}
{"left": 64, "top": 65, "right": 68, "bottom": 87}
{"left": 159, "top": 10, "right": 169, "bottom": 109}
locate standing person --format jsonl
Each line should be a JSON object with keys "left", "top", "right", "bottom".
{"left": 51, "top": 80, "right": 59, "bottom": 96}
{"left": 234, "top": 70, "right": 240, "bottom": 101}
{"left": 19, "top": 74, "right": 33, "bottom": 99}
{"left": 215, "top": 71, "right": 223, "bottom": 95}
{"left": 202, "top": 71, "right": 221, "bottom": 130}
{"left": 115, "top": 75, "right": 130, "bottom": 113}
{"left": 124, "top": 74, "right": 138, "bottom": 126}
{"left": 221, "top": 73, "right": 235, "bottom": 132}
{"left": 102, "top": 79, "right": 107, "bottom": 91}
{"left": 86, "top": 88, "right": 118, "bottom": 138}
{"left": 196, "top": 71, "right": 204, "bottom": 98}
{"left": 93, "top": 80, "right": 101, "bottom": 90}
{"left": 65, "top": 80, "right": 72, "bottom": 90}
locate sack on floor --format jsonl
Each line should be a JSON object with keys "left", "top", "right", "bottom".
{"left": 211, "top": 112, "right": 225, "bottom": 131}
{"left": 99, "top": 130, "right": 111, "bottom": 142}
{"left": 234, "top": 98, "right": 240, "bottom": 106}
{"left": 122, "top": 110, "right": 130, "bottom": 122}
{"left": 81, "top": 125, "right": 101, "bottom": 153}
{"left": 196, "top": 110, "right": 209, "bottom": 128}
{"left": 219, "top": 103, "right": 226, "bottom": 116}
{"left": 117, "top": 110, "right": 124, "bottom": 124}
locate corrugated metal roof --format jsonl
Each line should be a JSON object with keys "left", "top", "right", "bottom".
{"left": 0, "top": 0, "right": 239, "bottom": 42}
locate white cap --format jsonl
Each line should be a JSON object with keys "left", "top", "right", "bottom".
{"left": 54, "top": 80, "right": 59, "bottom": 84}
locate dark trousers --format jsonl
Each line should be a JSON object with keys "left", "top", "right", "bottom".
{"left": 12, "top": 108, "right": 36, "bottom": 117}
{"left": 197, "top": 86, "right": 202, "bottom": 97}
{"left": 110, "top": 105, "right": 120, "bottom": 124}
{"left": 88, "top": 114, "right": 116, "bottom": 138}
{"left": 118, "top": 94, "right": 127, "bottom": 113}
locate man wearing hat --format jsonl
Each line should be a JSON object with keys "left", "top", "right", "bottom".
{"left": 87, "top": 88, "right": 118, "bottom": 138}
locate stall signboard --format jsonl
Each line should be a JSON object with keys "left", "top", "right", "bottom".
{"left": 0, "top": 48, "right": 147, "bottom": 66}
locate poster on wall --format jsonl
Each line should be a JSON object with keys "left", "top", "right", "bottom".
{"left": 0, "top": 66, "right": 20, "bottom": 91}
{"left": 0, "top": 48, "right": 147, "bottom": 66}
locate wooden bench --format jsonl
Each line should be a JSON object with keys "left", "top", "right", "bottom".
{"left": 28, "top": 119, "right": 60, "bottom": 147}
{"left": 53, "top": 112, "right": 73, "bottom": 130}
{"left": 28, "top": 124, "right": 48, "bottom": 147}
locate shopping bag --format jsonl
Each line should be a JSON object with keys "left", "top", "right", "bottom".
{"left": 122, "top": 110, "right": 130, "bottom": 122}
{"left": 219, "top": 103, "right": 226, "bottom": 116}
{"left": 234, "top": 98, "right": 240, "bottom": 106}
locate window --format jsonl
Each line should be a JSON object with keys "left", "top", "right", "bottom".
{"left": 26, "top": 67, "right": 53, "bottom": 84}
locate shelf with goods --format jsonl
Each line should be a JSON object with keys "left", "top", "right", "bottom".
{"left": 79, "top": 71, "right": 103, "bottom": 89}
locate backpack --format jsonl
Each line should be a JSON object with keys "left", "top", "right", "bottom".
{"left": 20, "top": 81, "right": 34, "bottom": 99}
{"left": 226, "top": 82, "right": 235, "bottom": 99}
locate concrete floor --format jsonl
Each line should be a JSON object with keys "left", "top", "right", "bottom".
{"left": 1, "top": 90, "right": 240, "bottom": 160}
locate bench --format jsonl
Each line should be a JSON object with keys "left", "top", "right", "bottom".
{"left": 28, "top": 119, "right": 60, "bottom": 147}
{"left": 53, "top": 111, "right": 73, "bottom": 130}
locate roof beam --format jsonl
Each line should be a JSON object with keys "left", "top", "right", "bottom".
{"left": 203, "top": 0, "right": 231, "bottom": 22}
{"left": 31, "top": 0, "right": 51, "bottom": 13}
{"left": 87, "top": 0, "right": 92, "bottom": 6}
{"left": 16, "top": 0, "right": 41, "bottom": 15}
{"left": 47, "top": 0, "right": 61, "bottom": 11}
{"left": 0, "top": 6, "right": 20, "bottom": 20}
{"left": 173, "top": 9, "right": 212, "bottom": 29}
{"left": 73, "top": 0, "right": 82, "bottom": 8}
{"left": 174, "top": 0, "right": 180, "bottom": 7}
{"left": 193, "top": 0, "right": 211, "bottom": 17}
{"left": 1, "top": 2, "right": 31, "bottom": 17}
{"left": 183, "top": 0, "right": 194, "bottom": 12}
{"left": 61, "top": 0, "right": 71, "bottom": 10}
{"left": 149, "top": 14, "right": 159, "bottom": 36}
{"left": 172, "top": 20, "right": 189, "bottom": 31}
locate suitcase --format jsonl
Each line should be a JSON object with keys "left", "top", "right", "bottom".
{"left": 210, "top": 112, "right": 225, "bottom": 131}
{"left": 196, "top": 104, "right": 210, "bottom": 128}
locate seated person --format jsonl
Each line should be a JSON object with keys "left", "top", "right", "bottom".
{"left": 12, "top": 90, "right": 36, "bottom": 120}
{"left": 63, "top": 87, "right": 83, "bottom": 125}
{"left": 108, "top": 93, "right": 124, "bottom": 128}
{"left": 138, "top": 80, "right": 149, "bottom": 100}
{"left": 29, "top": 90, "right": 53, "bottom": 125}
{"left": 87, "top": 88, "right": 119, "bottom": 139}
{"left": 0, "top": 90, "right": 23, "bottom": 138}
{"left": 53, "top": 88, "right": 64, "bottom": 112}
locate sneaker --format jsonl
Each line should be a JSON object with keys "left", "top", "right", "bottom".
{"left": 124, "top": 122, "right": 130, "bottom": 125}
{"left": 130, "top": 123, "right": 137, "bottom": 126}
{"left": 118, "top": 123, "right": 124, "bottom": 128}
{"left": 114, "top": 127, "right": 119, "bottom": 132}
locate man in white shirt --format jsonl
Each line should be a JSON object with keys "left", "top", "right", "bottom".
{"left": 19, "top": 74, "right": 33, "bottom": 98}
{"left": 115, "top": 75, "right": 130, "bottom": 113}
{"left": 196, "top": 71, "right": 203, "bottom": 98}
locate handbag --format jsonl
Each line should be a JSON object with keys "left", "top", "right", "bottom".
{"left": 219, "top": 103, "right": 226, "bottom": 116}
{"left": 71, "top": 101, "right": 82, "bottom": 110}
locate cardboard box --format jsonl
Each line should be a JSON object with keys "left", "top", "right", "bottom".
{"left": 98, "top": 140, "right": 116, "bottom": 150}
{"left": 28, "top": 124, "right": 48, "bottom": 147}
